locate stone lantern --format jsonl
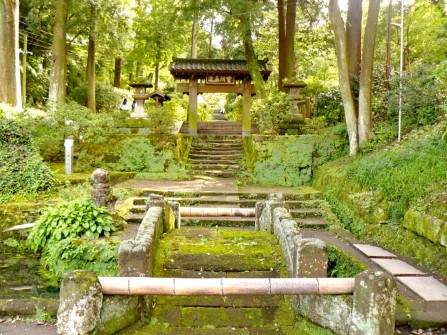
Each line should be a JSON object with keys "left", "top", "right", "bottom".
{"left": 283, "top": 81, "right": 310, "bottom": 118}
{"left": 148, "top": 90, "right": 171, "bottom": 108}
{"left": 130, "top": 82, "right": 153, "bottom": 118}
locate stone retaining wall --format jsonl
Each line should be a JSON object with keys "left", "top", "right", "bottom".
{"left": 56, "top": 195, "right": 178, "bottom": 335}
{"left": 255, "top": 193, "right": 397, "bottom": 335}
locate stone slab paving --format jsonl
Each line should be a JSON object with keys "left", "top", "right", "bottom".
{"left": 397, "top": 276, "right": 447, "bottom": 301}
{"left": 353, "top": 244, "right": 397, "bottom": 258}
{"left": 370, "top": 258, "right": 426, "bottom": 276}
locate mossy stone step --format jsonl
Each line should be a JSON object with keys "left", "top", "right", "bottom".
{"left": 162, "top": 269, "right": 279, "bottom": 279}
{"left": 289, "top": 208, "right": 322, "bottom": 219}
{"left": 164, "top": 253, "right": 275, "bottom": 272}
{"left": 156, "top": 294, "right": 283, "bottom": 308}
{"left": 150, "top": 305, "right": 274, "bottom": 328}
{"left": 129, "top": 325, "right": 281, "bottom": 334}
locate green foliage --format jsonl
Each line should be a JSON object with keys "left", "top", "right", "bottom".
{"left": 327, "top": 246, "right": 366, "bottom": 278}
{"left": 40, "top": 238, "right": 120, "bottom": 283}
{"left": 109, "top": 137, "right": 186, "bottom": 178}
{"left": 0, "top": 118, "right": 55, "bottom": 202}
{"left": 245, "top": 136, "right": 314, "bottom": 186}
{"left": 147, "top": 105, "right": 176, "bottom": 136}
{"left": 27, "top": 198, "right": 122, "bottom": 253}
{"left": 69, "top": 82, "right": 122, "bottom": 113}
{"left": 251, "top": 90, "right": 295, "bottom": 134}
{"left": 345, "top": 136, "right": 447, "bottom": 222}
{"left": 315, "top": 89, "right": 343, "bottom": 125}
{"left": 312, "top": 124, "right": 349, "bottom": 167}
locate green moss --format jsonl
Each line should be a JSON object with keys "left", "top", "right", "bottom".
{"left": 327, "top": 245, "right": 367, "bottom": 278}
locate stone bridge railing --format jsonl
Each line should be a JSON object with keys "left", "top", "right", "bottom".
{"left": 57, "top": 194, "right": 179, "bottom": 335}
{"left": 256, "top": 193, "right": 397, "bottom": 335}
{"left": 56, "top": 194, "right": 396, "bottom": 335}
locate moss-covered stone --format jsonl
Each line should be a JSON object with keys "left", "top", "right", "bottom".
{"left": 403, "top": 209, "right": 447, "bottom": 247}
{"left": 57, "top": 270, "right": 102, "bottom": 335}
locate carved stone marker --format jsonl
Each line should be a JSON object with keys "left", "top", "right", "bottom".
{"left": 91, "top": 168, "right": 115, "bottom": 209}
{"left": 64, "top": 137, "right": 74, "bottom": 174}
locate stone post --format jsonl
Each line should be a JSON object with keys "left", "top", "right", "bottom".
{"left": 64, "top": 137, "right": 74, "bottom": 175}
{"left": 255, "top": 193, "right": 285, "bottom": 233}
{"left": 91, "top": 169, "right": 115, "bottom": 210}
{"left": 349, "top": 270, "right": 397, "bottom": 335}
{"left": 295, "top": 238, "right": 328, "bottom": 278}
{"left": 57, "top": 270, "right": 102, "bottom": 335}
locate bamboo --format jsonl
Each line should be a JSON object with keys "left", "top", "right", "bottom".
{"left": 180, "top": 207, "right": 255, "bottom": 217}
{"left": 98, "top": 277, "right": 355, "bottom": 296}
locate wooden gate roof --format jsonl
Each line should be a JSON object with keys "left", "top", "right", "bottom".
{"left": 169, "top": 58, "right": 272, "bottom": 81}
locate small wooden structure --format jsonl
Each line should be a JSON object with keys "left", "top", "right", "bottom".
{"left": 169, "top": 58, "right": 272, "bottom": 135}
{"left": 148, "top": 90, "right": 171, "bottom": 108}
{"left": 130, "top": 82, "right": 153, "bottom": 118}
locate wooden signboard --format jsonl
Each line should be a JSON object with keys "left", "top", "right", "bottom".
{"left": 206, "top": 75, "right": 235, "bottom": 85}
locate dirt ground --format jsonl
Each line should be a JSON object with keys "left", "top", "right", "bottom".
{"left": 0, "top": 319, "right": 57, "bottom": 335}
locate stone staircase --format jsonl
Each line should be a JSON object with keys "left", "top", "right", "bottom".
{"left": 178, "top": 121, "right": 259, "bottom": 135}
{"left": 188, "top": 136, "right": 243, "bottom": 178}
{"left": 132, "top": 227, "right": 292, "bottom": 334}
{"left": 121, "top": 191, "right": 329, "bottom": 229}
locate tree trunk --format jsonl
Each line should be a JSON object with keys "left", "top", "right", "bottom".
{"left": 239, "top": 13, "right": 266, "bottom": 100}
{"left": 329, "top": 0, "right": 358, "bottom": 155}
{"left": 114, "top": 57, "right": 122, "bottom": 88}
{"left": 358, "top": 0, "right": 381, "bottom": 146}
{"left": 277, "top": 0, "right": 286, "bottom": 90}
{"left": 154, "top": 62, "right": 159, "bottom": 91}
{"left": 385, "top": 0, "right": 393, "bottom": 91}
{"left": 0, "top": 0, "right": 21, "bottom": 108}
{"left": 86, "top": 3, "right": 98, "bottom": 113}
{"left": 284, "top": 0, "right": 297, "bottom": 82}
{"left": 208, "top": 10, "right": 214, "bottom": 58}
{"left": 48, "top": 0, "right": 68, "bottom": 109}
{"left": 191, "top": 0, "right": 199, "bottom": 58}
{"left": 346, "top": 0, "right": 362, "bottom": 87}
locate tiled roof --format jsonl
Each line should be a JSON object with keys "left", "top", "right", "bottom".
{"left": 169, "top": 58, "right": 272, "bottom": 81}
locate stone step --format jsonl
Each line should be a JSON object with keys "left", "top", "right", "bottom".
{"left": 151, "top": 306, "right": 274, "bottom": 328}
{"left": 189, "top": 163, "right": 240, "bottom": 170}
{"left": 190, "top": 149, "right": 242, "bottom": 155}
{"left": 191, "top": 170, "right": 240, "bottom": 178}
{"left": 130, "top": 325, "right": 283, "bottom": 335}
{"left": 156, "top": 294, "right": 282, "bottom": 308}
{"left": 189, "top": 159, "right": 240, "bottom": 165}
{"left": 182, "top": 217, "right": 255, "bottom": 228}
{"left": 189, "top": 153, "right": 242, "bottom": 159}
{"left": 192, "top": 142, "right": 242, "bottom": 147}
{"left": 295, "top": 217, "right": 328, "bottom": 228}
{"left": 290, "top": 208, "right": 322, "bottom": 219}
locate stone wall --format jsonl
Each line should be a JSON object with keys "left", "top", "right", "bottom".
{"left": 255, "top": 194, "right": 397, "bottom": 335}
{"left": 57, "top": 195, "right": 178, "bottom": 335}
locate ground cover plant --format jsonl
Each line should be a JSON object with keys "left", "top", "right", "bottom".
{"left": 26, "top": 198, "right": 124, "bottom": 284}
{"left": 314, "top": 120, "right": 447, "bottom": 276}
{"left": 0, "top": 117, "right": 55, "bottom": 202}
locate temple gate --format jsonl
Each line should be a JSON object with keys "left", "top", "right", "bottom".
{"left": 169, "top": 58, "right": 272, "bottom": 135}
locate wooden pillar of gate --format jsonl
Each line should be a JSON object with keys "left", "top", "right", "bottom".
{"left": 188, "top": 77, "right": 198, "bottom": 135}
{"left": 242, "top": 77, "right": 252, "bottom": 136}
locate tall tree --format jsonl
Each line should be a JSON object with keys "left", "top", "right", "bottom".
{"left": 329, "top": 0, "right": 381, "bottom": 153}
{"left": 346, "top": 0, "right": 362, "bottom": 97}
{"left": 48, "top": 0, "right": 68, "bottom": 108}
{"left": 358, "top": 0, "right": 381, "bottom": 145}
{"left": 190, "top": 0, "right": 200, "bottom": 58}
{"left": 277, "top": 0, "right": 297, "bottom": 90}
{"left": 0, "top": 0, "right": 21, "bottom": 108}
{"left": 329, "top": 0, "right": 358, "bottom": 155}
{"left": 385, "top": 0, "right": 393, "bottom": 91}
{"left": 86, "top": 1, "right": 98, "bottom": 113}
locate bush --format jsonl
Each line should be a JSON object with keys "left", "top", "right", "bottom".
{"left": 109, "top": 137, "right": 184, "bottom": 175}
{"left": 314, "top": 89, "right": 343, "bottom": 125}
{"left": 0, "top": 118, "right": 55, "bottom": 201}
{"left": 251, "top": 90, "right": 295, "bottom": 134}
{"left": 69, "top": 82, "right": 122, "bottom": 113}
{"left": 27, "top": 198, "right": 122, "bottom": 253}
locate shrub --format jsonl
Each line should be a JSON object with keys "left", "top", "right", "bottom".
{"left": 69, "top": 82, "right": 122, "bottom": 113}
{"left": 109, "top": 137, "right": 183, "bottom": 174}
{"left": 251, "top": 90, "right": 295, "bottom": 134}
{"left": 27, "top": 198, "right": 122, "bottom": 253}
{"left": 315, "top": 89, "right": 343, "bottom": 125}
{"left": 0, "top": 118, "right": 55, "bottom": 201}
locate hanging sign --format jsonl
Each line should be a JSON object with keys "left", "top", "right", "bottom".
{"left": 206, "top": 75, "right": 235, "bottom": 85}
